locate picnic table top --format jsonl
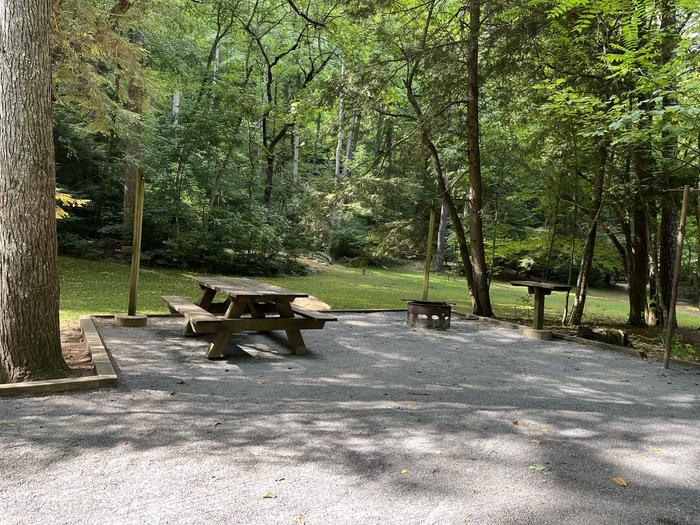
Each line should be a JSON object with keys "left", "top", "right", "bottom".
{"left": 193, "top": 276, "right": 309, "bottom": 300}
{"left": 511, "top": 280, "right": 572, "bottom": 292}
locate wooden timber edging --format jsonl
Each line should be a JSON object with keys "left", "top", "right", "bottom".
{"left": 452, "top": 310, "right": 700, "bottom": 371}
{"left": 0, "top": 315, "right": 118, "bottom": 397}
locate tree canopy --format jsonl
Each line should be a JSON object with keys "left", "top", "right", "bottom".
{"left": 52, "top": 0, "right": 700, "bottom": 325}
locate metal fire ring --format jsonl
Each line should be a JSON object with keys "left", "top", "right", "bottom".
{"left": 406, "top": 300, "right": 452, "bottom": 330}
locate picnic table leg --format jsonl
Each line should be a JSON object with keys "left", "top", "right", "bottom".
{"left": 533, "top": 289, "right": 545, "bottom": 330}
{"left": 276, "top": 302, "right": 308, "bottom": 355}
{"left": 285, "top": 330, "right": 308, "bottom": 355}
{"left": 206, "top": 300, "right": 246, "bottom": 359}
{"left": 198, "top": 287, "right": 217, "bottom": 310}
{"left": 186, "top": 287, "right": 218, "bottom": 335}
{"left": 206, "top": 329, "right": 234, "bottom": 359}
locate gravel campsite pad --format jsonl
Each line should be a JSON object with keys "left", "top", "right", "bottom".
{"left": 1, "top": 313, "right": 699, "bottom": 524}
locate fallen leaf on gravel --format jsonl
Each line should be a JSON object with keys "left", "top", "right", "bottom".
{"left": 415, "top": 369, "right": 422, "bottom": 374}
{"left": 540, "top": 427, "right": 549, "bottom": 433}
{"left": 263, "top": 491, "right": 277, "bottom": 499}
{"left": 512, "top": 420, "right": 519, "bottom": 426}
{"left": 612, "top": 476, "right": 628, "bottom": 487}
{"left": 400, "top": 468, "right": 409, "bottom": 475}
{"left": 275, "top": 477, "right": 285, "bottom": 482}
{"left": 6, "top": 421, "right": 16, "bottom": 427}
{"left": 531, "top": 439, "right": 541, "bottom": 445}
{"left": 529, "top": 463, "right": 547, "bottom": 472}
{"left": 256, "top": 379, "right": 265, "bottom": 385}
{"left": 650, "top": 447, "right": 662, "bottom": 454}
{"left": 213, "top": 422, "right": 222, "bottom": 427}
{"left": 168, "top": 391, "right": 176, "bottom": 396}
{"left": 295, "top": 517, "right": 305, "bottom": 525}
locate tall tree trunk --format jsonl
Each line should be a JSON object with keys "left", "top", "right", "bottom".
{"left": 465, "top": 0, "right": 493, "bottom": 316}
{"left": 263, "top": 151, "right": 274, "bottom": 206}
{"left": 374, "top": 110, "right": 384, "bottom": 156}
{"left": 647, "top": 201, "right": 661, "bottom": 326}
{"left": 544, "top": 173, "right": 563, "bottom": 280}
{"left": 569, "top": 143, "right": 607, "bottom": 325}
{"left": 489, "top": 178, "right": 501, "bottom": 287}
{"left": 342, "top": 113, "right": 359, "bottom": 176}
{"left": 405, "top": 79, "right": 477, "bottom": 306}
{"left": 435, "top": 195, "right": 449, "bottom": 272}
{"left": 659, "top": 196, "right": 677, "bottom": 323}
{"left": 428, "top": 141, "right": 476, "bottom": 297}
{"left": 696, "top": 163, "right": 700, "bottom": 310}
{"left": 122, "top": 30, "right": 144, "bottom": 244}
{"left": 171, "top": 90, "right": 181, "bottom": 120}
{"left": 292, "top": 123, "right": 300, "bottom": 183}
{"left": 628, "top": 149, "right": 649, "bottom": 326}
{"left": 335, "top": 65, "right": 345, "bottom": 177}
{"left": 0, "top": 0, "right": 68, "bottom": 382}
{"left": 382, "top": 120, "right": 394, "bottom": 179}
{"left": 658, "top": 0, "right": 679, "bottom": 328}
{"left": 312, "top": 112, "right": 321, "bottom": 164}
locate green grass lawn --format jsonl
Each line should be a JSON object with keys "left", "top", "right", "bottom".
{"left": 58, "top": 256, "right": 700, "bottom": 330}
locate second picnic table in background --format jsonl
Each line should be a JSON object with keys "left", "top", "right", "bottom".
{"left": 511, "top": 281, "right": 572, "bottom": 330}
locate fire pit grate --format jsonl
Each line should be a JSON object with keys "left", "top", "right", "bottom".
{"left": 406, "top": 300, "right": 452, "bottom": 330}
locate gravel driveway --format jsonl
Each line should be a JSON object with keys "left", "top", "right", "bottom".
{"left": 1, "top": 313, "right": 698, "bottom": 524}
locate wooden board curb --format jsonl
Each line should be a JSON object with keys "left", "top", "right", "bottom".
{"left": 0, "top": 316, "right": 118, "bottom": 397}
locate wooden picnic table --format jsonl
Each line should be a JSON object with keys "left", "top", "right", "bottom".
{"left": 511, "top": 281, "right": 572, "bottom": 330}
{"left": 162, "top": 277, "right": 335, "bottom": 359}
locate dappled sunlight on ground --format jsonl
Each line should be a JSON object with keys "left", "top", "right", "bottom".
{"left": 1, "top": 313, "right": 698, "bottom": 523}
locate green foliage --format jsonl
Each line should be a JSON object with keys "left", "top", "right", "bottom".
{"left": 51, "top": 0, "right": 700, "bottom": 325}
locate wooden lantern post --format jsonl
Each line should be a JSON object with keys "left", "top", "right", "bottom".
{"left": 115, "top": 167, "right": 148, "bottom": 327}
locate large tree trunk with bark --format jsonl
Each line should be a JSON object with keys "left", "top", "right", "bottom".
{"left": 0, "top": 0, "right": 68, "bottom": 382}
{"left": 628, "top": 149, "right": 649, "bottom": 326}
{"left": 569, "top": 143, "right": 607, "bottom": 325}
{"left": 659, "top": 196, "right": 678, "bottom": 324}
{"left": 658, "top": 0, "right": 679, "bottom": 328}
{"left": 465, "top": 0, "right": 493, "bottom": 316}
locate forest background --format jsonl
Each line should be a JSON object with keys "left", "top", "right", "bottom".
{"left": 53, "top": 0, "right": 700, "bottom": 329}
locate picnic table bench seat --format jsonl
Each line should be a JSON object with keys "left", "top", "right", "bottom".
{"left": 290, "top": 304, "right": 337, "bottom": 321}
{"left": 161, "top": 295, "right": 221, "bottom": 334}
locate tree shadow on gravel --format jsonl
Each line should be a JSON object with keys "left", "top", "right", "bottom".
{"left": 1, "top": 314, "right": 699, "bottom": 523}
